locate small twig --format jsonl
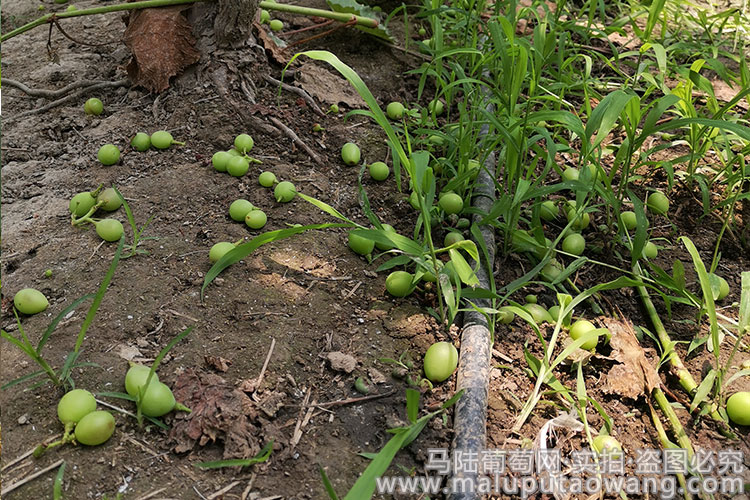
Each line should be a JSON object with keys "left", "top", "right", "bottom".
{"left": 95, "top": 398, "right": 138, "bottom": 418}
{"left": 136, "top": 487, "right": 168, "bottom": 500}
{"left": 5, "top": 79, "right": 130, "bottom": 124}
{"left": 343, "top": 281, "right": 362, "bottom": 300}
{"left": 1, "top": 459, "right": 65, "bottom": 496}
{"left": 207, "top": 481, "right": 241, "bottom": 500}
{"left": 296, "top": 390, "right": 396, "bottom": 409}
{"left": 164, "top": 308, "right": 200, "bottom": 322}
{"left": 290, "top": 388, "right": 312, "bottom": 450}
{"left": 253, "top": 338, "right": 276, "bottom": 395}
{"left": 2, "top": 435, "right": 63, "bottom": 473}
{"left": 240, "top": 474, "right": 256, "bottom": 500}
{"left": 268, "top": 116, "right": 324, "bottom": 166}
{"left": 88, "top": 240, "right": 106, "bottom": 261}
{"left": 193, "top": 485, "right": 209, "bottom": 500}
{"left": 262, "top": 74, "right": 324, "bottom": 117}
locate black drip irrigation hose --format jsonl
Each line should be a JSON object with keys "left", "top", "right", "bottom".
{"left": 449, "top": 87, "right": 497, "bottom": 498}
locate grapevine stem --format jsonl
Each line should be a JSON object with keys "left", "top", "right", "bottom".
{"left": 1, "top": 0, "right": 379, "bottom": 43}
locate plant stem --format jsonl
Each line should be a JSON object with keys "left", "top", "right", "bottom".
{"left": 634, "top": 263, "right": 736, "bottom": 438}
{"left": 1, "top": 0, "right": 379, "bottom": 43}
{"left": 259, "top": 1, "right": 379, "bottom": 27}
{"left": 1, "top": 0, "right": 201, "bottom": 43}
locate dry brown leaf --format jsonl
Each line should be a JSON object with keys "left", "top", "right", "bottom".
{"left": 169, "top": 369, "right": 261, "bottom": 459}
{"left": 255, "top": 22, "right": 288, "bottom": 65}
{"left": 602, "top": 318, "right": 661, "bottom": 399}
{"left": 296, "top": 63, "right": 367, "bottom": 109}
{"left": 204, "top": 355, "right": 232, "bottom": 372}
{"left": 124, "top": 6, "right": 201, "bottom": 93}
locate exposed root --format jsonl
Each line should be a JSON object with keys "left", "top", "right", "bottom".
{"left": 4, "top": 79, "right": 130, "bottom": 124}
{"left": 262, "top": 73, "right": 325, "bottom": 117}
{"left": 269, "top": 116, "right": 324, "bottom": 167}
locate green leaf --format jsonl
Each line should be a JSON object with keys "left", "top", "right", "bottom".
{"left": 325, "top": 0, "right": 391, "bottom": 40}
{"left": 74, "top": 236, "right": 124, "bottom": 353}
{"left": 739, "top": 272, "right": 750, "bottom": 336}
{"left": 37, "top": 294, "right": 95, "bottom": 354}
{"left": 448, "top": 248, "right": 479, "bottom": 286}
{"left": 195, "top": 440, "right": 273, "bottom": 469}
{"left": 53, "top": 461, "right": 66, "bottom": 500}
{"left": 680, "top": 237, "right": 719, "bottom": 355}
{"left": 690, "top": 369, "right": 716, "bottom": 412}
{"left": 320, "top": 465, "right": 341, "bottom": 500}
{"left": 202, "top": 223, "right": 352, "bottom": 299}
{"left": 406, "top": 388, "right": 420, "bottom": 424}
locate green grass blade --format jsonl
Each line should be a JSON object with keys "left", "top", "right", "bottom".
{"left": 1, "top": 368, "right": 48, "bottom": 390}
{"left": 297, "top": 192, "right": 358, "bottom": 224}
{"left": 53, "top": 461, "right": 66, "bottom": 500}
{"left": 680, "top": 237, "right": 719, "bottom": 355}
{"left": 342, "top": 414, "right": 434, "bottom": 500}
{"left": 739, "top": 272, "right": 749, "bottom": 336}
{"left": 195, "top": 440, "right": 273, "bottom": 469}
{"left": 286, "top": 51, "right": 409, "bottom": 171}
{"left": 319, "top": 465, "right": 341, "bottom": 500}
{"left": 96, "top": 391, "right": 136, "bottom": 402}
{"left": 406, "top": 388, "right": 420, "bottom": 423}
{"left": 201, "top": 223, "right": 351, "bottom": 299}
{"left": 36, "top": 294, "right": 95, "bottom": 354}
{"left": 690, "top": 369, "right": 716, "bottom": 412}
{"left": 74, "top": 236, "right": 125, "bottom": 353}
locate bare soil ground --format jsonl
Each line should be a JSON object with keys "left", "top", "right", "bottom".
{"left": 1, "top": 1, "right": 749, "bottom": 499}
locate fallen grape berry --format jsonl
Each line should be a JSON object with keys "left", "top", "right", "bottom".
{"left": 258, "top": 171, "right": 277, "bottom": 187}
{"left": 130, "top": 132, "right": 151, "bottom": 152}
{"left": 140, "top": 381, "right": 176, "bottom": 417}
{"left": 386, "top": 271, "right": 413, "bottom": 297}
{"left": 386, "top": 102, "right": 405, "bottom": 120}
{"left": 234, "top": 133, "right": 254, "bottom": 154}
{"left": 97, "top": 144, "right": 120, "bottom": 166}
{"left": 209, "top": 242, "right": 236, "bottom": 263}
{"left": 125, "top": 363, "right": 159, "bottom": 397}
{"left": 95, "top": 219, "right": 124, "bottom": 242}
{"left": 274, "top": 181, "right": 296, "bottom": 202}
{"left": 439, "top": 192, "right": 463, "bottom": 215}
{"left": 150, "top": 130, "right": 183, "bottom": 149}
{"left": 57, "top": 389, "right": 97, "bottom": 425}
{"left": 226, "top": 156, "right": 250, "bottom": 177}
{"left": 245, "top": 209, "right": 267, "bottom": 229}
{"left": 84, "top": 98, "right": 103, "bottom": 116}
{"left": 423, "top": 342, "right": 458, "bottom": 382}
{"left": 212, "top": 151, "right": 232, "bottom": 172}
{"left": 348, "top": 231, "right": 375, "bottom": 256}
{"left": 647, "top": 191, "right": 669, "bottom": 215}
{"left": 14, "top": 288, "right": 49, "bottom": 315}
{"left": 97, "top": 188, "right": 122, "bottom": 211}
{"left": 69, "top": 191, "right": 98, "bottom": 217}
{"left": 269, "top": 19, "right": 283, "bottom": 31}
{"left": 74, "top": 411, "right": 115, "bottom": 446}
{"left": 369, "top": 161, "right": 389, "bottom": 181}
{"left": 341, "top": 142, "right": 361, "bottom": 166}
{"left": 229, "top": 199, "right": 255, "bottom": 222}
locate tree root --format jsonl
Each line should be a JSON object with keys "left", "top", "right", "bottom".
{"left": 3, "top": 79, "right": 130, "bottom": 123}
{"left": 262, "top": 74, "right": 325, "bottom": 117}
{"left": 269, "top": 116, "right": 324, "bottom": 167}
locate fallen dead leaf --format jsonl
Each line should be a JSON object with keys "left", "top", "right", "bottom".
{"left": 204, "top": 355, "right": 232, "bottom": 372}
{"left": 124, "top": 6, "right": 201, "bottom": 93}
{"left": 326, "top": 351, "right": 357, "bottom": 373}
{"left": 602, "top": 318, "right": 661, "bottom": 399}
{"left": 295, "top": 63, "right": 366, "bottom": 109}
{"left": 169, "top": 369, "right": 261, "bottom": 459}
{"left": 116, "top": 344, "right": 142, "bottom": 361}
